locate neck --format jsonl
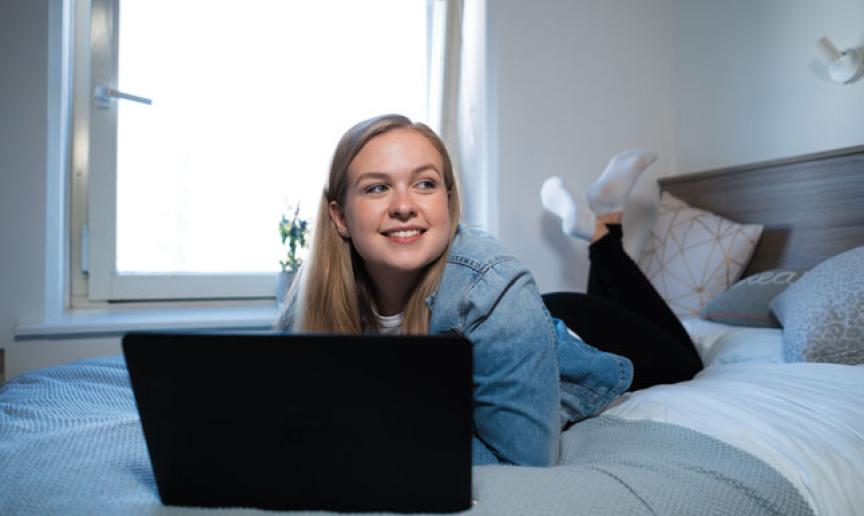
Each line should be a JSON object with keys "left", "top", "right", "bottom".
{"left": 367, "top": 269, "right": 421, "bottom": 316}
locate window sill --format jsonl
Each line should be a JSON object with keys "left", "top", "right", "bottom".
{"left": 14, "top": 302, "right": 279, "bottom": 341}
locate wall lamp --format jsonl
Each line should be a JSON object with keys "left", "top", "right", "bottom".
{"left": 816, "top": 36, "right": 863, "bottom": 84}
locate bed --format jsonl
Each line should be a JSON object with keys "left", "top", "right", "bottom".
{"left": 2, "top": 146, "right": 863, "bottom": 515}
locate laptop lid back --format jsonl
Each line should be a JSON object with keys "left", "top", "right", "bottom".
{"left": 123, "top": 332, "right": 472, "bottom": 513}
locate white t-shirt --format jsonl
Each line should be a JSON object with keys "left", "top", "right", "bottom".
{"left": 372, "top": 308, "right": 403, "bottom": 335}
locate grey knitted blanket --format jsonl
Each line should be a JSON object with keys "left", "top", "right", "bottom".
{"left": 0, "top": 356, "right": 813, "bottom": 515}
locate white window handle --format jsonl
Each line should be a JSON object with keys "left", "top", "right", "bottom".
{"left": 94, "top": 85, "right": 153, "bottom": 107}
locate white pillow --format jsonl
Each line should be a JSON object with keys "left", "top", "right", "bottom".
{"left": 638, "top": 192, "right": 763, "bottom": 317}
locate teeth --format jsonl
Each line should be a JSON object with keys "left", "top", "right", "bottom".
{"left": 388, "top": 230, "right": 420, "bottom": 238}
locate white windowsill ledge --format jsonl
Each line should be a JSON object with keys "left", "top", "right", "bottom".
{"left": 14, "top": 303, "right": 280, "bottom": 341}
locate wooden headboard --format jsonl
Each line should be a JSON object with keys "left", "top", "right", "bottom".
{"left": 659, "top": 145, "right": 864, "bottom": 276}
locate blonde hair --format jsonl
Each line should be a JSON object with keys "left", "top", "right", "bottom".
{"left": 284, "top": 114, "right": 462, "bottom": 334}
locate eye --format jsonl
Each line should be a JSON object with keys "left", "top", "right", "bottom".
{"left": 415, "top": 178, "right": 438, "bottom": 190}
{"left": 364, "top": 183, "right": 389, "bottom": 194}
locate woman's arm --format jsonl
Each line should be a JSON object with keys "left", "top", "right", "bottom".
{"left": 462, "top": 259, "right": 561, "bottom": 466}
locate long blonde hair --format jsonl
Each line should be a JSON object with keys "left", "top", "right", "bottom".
{"left": 283, "top": 114, "right": 462, "bottom": 334}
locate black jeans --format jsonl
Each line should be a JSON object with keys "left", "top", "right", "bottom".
{"left": 542, "top": 225, "right": 703, "bottom": 391}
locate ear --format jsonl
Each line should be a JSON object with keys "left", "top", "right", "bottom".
{"left": 328, "top": 200, "right": 349, "bottom": 238}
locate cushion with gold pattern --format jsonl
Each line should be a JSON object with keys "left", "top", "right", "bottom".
{"left": 638, "top": 192, "right": 763, "bottom": 317}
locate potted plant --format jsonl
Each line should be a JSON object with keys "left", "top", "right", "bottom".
{"left": 277, "top": 204, "right": 310, "bottom": 304}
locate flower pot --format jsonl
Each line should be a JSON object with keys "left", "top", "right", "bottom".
{"left": 276, "top": 270, "right": 296, "bottom": 305}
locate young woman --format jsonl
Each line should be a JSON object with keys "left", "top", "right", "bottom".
{"left": 275, "top": 114, "right": 701, "bottom": 467}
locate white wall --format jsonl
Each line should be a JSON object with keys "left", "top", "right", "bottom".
{"left": 485, "top": 0, "right": 864, "bottom": 293}
{"left": 0, "top": 1, "right": 49, "bottom": 378}
{"left": 487, "top": 0, "right": 678, "bottom": 293}
{"left": 672, "top": 0, "right": 864, "bottom": 172}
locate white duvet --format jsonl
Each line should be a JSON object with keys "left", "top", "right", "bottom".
{"left": 603, "top": 318, "right": 864, "bottom": 516}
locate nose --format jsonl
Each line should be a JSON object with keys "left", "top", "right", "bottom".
{"left": 389, "top": 187, "right": 417, "bottom": 221}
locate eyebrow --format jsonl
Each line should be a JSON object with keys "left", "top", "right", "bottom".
{"left": 353, "top": 164, "right": 442, "bottom": 187}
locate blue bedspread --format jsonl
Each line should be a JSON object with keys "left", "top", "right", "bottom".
{"left": 0, "top": 356, "right": 813, "bottom": 515}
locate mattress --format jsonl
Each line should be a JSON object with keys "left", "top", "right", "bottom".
{"left": 604, "top": 318, "right": 864, "bottom": 516}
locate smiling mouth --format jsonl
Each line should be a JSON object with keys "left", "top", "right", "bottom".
{"left": 382, "top": 228, "right": 426, "bottom": 241}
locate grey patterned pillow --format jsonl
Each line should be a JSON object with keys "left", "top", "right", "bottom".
{"left": 700, "top": 269, "right": 803, "bottom": 328}
{"left": 770, "top": 246, "right": 864, "bottom": 364}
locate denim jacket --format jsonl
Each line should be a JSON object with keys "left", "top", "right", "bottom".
{"left": 429, "top": 225, "right": 633, "bottom": 466}
{"left": 274, "top": 224, "right": 633, "bottom": 466}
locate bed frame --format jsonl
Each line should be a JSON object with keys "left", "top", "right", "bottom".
{"left": 659, "top": 145, "right": 864, "bottom": 276}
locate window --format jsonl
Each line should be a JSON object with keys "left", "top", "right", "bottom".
{"left": 71, "top": 0, "right": 450, "bottom": 303}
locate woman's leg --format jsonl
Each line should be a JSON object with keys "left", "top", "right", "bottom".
{"left": 587, "top": 221, "right": 698, "bottom": 363}
{"left": 586, "top": 222, "right": 621, "bottom": 298}
{"left": 544, "top": 149, "right": 657, "bottom": 295}
{"left": 543, "top": 291, "right": 702, "bottom": 390}
{"left": 566, "top": 221, "right": 703, "bottom": 388}
{"left": 542, "top": 150, "right": 702, "bottom": 387}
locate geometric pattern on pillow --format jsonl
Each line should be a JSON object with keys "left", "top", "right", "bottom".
{"left": 638, "top": 192, "right": 763, "bottom": 317}
{"left": 769, "top": 246, "right": 864, "bottom": 365}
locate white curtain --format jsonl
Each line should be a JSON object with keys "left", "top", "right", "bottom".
{"left": 437, "top": 0, "right": 496, "bottom": 234}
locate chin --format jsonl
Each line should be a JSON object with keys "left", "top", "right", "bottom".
{"left": 388, "top": 258, "right": 438, "bottom": 274}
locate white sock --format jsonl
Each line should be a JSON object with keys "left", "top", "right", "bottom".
{"left": 540, "top": 176, "right": 595, "bottom": 241}
{"left": 587, "top": 149, "right": 658, "bottom": 214}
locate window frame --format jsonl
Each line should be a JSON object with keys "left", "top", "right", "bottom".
{"left": 70, "top": 0, "right": 450, "bottom": 304}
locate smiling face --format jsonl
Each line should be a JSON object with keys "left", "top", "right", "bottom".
{"left": 329, "top": 128, "right": 452, "bottom": 300}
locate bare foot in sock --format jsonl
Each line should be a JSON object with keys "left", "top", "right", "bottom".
{"left": 540, "top": 176, "right": 595, "bottom": 240}
{"left": 587, "top": 150, "right": 658, "bottom": 215}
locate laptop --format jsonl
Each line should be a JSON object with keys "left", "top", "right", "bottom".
{"left": 122, "top": 331, "right": 473, "bottom": 513}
